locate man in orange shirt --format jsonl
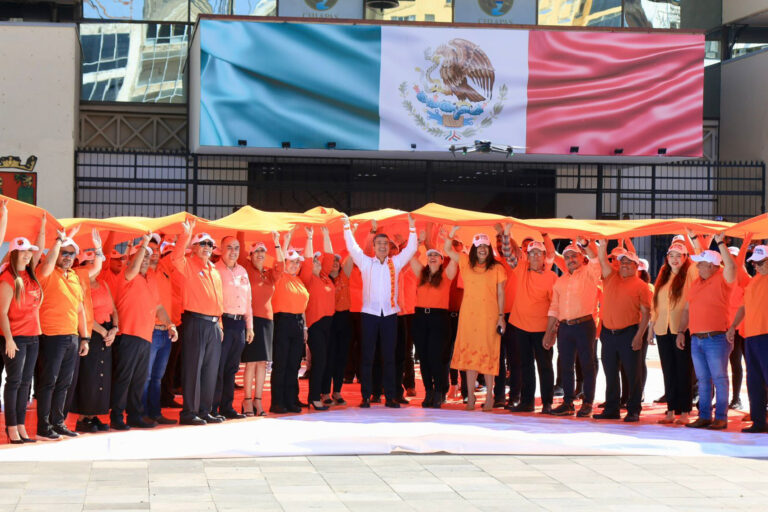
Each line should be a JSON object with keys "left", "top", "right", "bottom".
{"left": 678, "top": 234, "right": 736, "bottom": 430}
{"left": 729, "top": 244, "right": 768, "bottom": 433}
{"left": 171, "top": 220, "right": 224, "bottom": 426}
{"left": 543, "top": 240, "right": 601, "bottom": 417}
{"left": 593, "top": 243, "right": 651, "bottom": 422}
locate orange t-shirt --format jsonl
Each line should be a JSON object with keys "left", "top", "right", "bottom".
{"left": 148, "top": 262, "right": 174, "bottom": 326}
{"left": 501, "top": 261, "right": 517, "bottom": 314}
{"left": 688, "top": 268, "right": 734, "bottom": 334}
{"left": 272, "top": 273, "right": 310, "bottom": 315}
{"left": 75, "top": 268, "right": 95, "bottom": 337}
{"left": 349, "top": 266, "right": 363, "bottom": 313}
{"left": 333, "top": 271, "right": 351, "bottom": 312}
{"left": 415, "top": 271, "right": 453, "bottom": 310}
{"left": 300, "top": 254, "right": 335, "bottom": 328}
{"left": 744, "top": 273, "right": 768, "bottom": 338}
{"left": 449, "top": 272, "right": 464, "bottom": 312}
{"left": 600, "top": 271, "right": 652, "bottom": 330}
{"left": 90, "top": 279, "right": 113, "bottom": 325}
{"left": 0, "top": 270, "right": 42, "bottom": 336}
{"left": 509, "top": 263, "right": 558, "bottom": 333}
{"left": 398, "top": 266, "right": 418, "bottom": 316}
{"left": 170, "top": 263, "right": 185, "bottom": 326}
{"left": 114, "top": 270, "right": 160, "bottom": 342}
{"left": 244, "top": 261, "right": 283, "bottom": 320}
{"left": 728, "top": 268, "right": 750, "bottom": 333}
{"left": 38, "top": 266, "right": 84, "bottom": 336}
{"left": 548, "top": 259, "right": 601, "bottom": 322}
{"left": 171, "top": 235, "right": 224, "bottom": 317}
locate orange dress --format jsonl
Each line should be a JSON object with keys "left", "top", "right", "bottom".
{"left": 450, "top": 254, "right": 507, "bottom": 375}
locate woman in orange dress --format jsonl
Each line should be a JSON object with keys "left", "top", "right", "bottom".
{"left": 445, "top": 227, "right": 507, "bottom": 411}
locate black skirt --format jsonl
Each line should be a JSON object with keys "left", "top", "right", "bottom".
{"left": 241, "top": 316, "right": 274, "bottom": 362}
{"left": 70, "top": 325, "right": 112, "bottom": 415}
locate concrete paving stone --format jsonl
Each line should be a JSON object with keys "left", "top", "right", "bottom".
{"left": 406, "top": 499, "right": 479, "bottom": 512}
{"left": 86, "top": 485, "right": 148, "bottom": 495}
{"left": 389, "top": 483, "right": 455, "bottom": 493}
{"left": 514, "top": 487, "right": 584, "bottom": 500}
{"left": 147, "top": 494, "right": 215, "bottom": 505}
{"left": 16, "top": 494, "right": 85, "bottom": 505}
{"left": 203, "top": 467, "right": 264, "bottom": 479}
{"left": 0, "top": 482, "right": 25, "bottom": 490}
{"left": 90, "top": 470, "right": 149, "bottom": 482}
{"left": 528, "top": 497, "right": 604, "bottom": 511}
{"left": 83, "top": 501, "right": 150, "bottom": 510}
{"left": 344, "top": 502, "right": 413, "bottom": 512}
{"left": 149, "top": 477, "right": 209, "bottom": 488}
{"left": 202, "top": 458, "right": 261, "bottom": 467}
{"left": 566, "top": 482, "right": 647, "bottom": 499}
{"left": 0, "top": 490, "right": 22, "bottom": 505}
{"left": 0, "top": 474, "right": 31, "bottom": 483}
{"left": 35, "top": 461, "right": 92, "bottom": 473}
{"left": 149, "top": 460, "right": 205, "bottom": 472}
{"left": 148, "top": 502, "right": 217, "bottom": 511}
{"left": 93, "top": 461, "right": 149, "bottom": 469}
{"left": 626, "top": 482, "right": 706, "bottom": 498}
{"left": 84, "top": 493, "right": 150, "bottom": 504}
{"left": 393, "top": 491, "right": 464, "bottom": 502}
{"left": 328, "top": 483, "right": 395, "bottom": 493}
{"left": 319, "top": 472, "right": 385, "bottom": 485}
{"left": 456, "top": 490, "right": 527, "bottom": 501}
{"left": 216, "top": 504, "right": 283, "bottom": 512}
{"left": 279, "top": 501, "right": 349, "bottom": 512}
{"left": 15, "top": 505, "right": 84, "bottom": 512}
{"left": 470, "top": 500, "right": 541, "bottom": 512}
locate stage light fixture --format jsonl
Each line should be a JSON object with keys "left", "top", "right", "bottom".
{"left": 570, "top": 146, "right": 579, "bottom": 154}
{"left": 281, "top": 141, "right": 291, "bottom": 149}
{"left": 658, "top": 148, "right": 667, "bottom": 155}
{"left": 614, "top": 148, "right": 623, "bottom": 155}
{"left": 237, "top": 139, "right": 247, "bottom": 147}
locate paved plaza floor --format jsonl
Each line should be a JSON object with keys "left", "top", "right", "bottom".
{"left": 1, "top": 454, "right": 767, "bottom": 512}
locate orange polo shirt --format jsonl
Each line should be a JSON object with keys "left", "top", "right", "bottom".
{"left": 448, "top": 272, "right": 464, "bottom": 312}
{"left": 75, "top": 267, "right": 95, "bottom": 337}
{"left": 398, "top": 266, "right": 417, "bottom": 316}
{"left": 333, "top": 271, "right": 351, "bottom": 312}
{"left": 547, "top": 259, "right": 601, "bottom": 322}
{"left": 38, "top": 266, "right": 84, "bottom": 336}
{"left": 600, "top": 271, "right": 652, "bottom": 330}
{"left": 300, "top": 254, "right": 335, "bottom": 328}
{"left": 349, "top": 266, "right": 363, "bottom": 313}
{"left": 501, "top": 261, "right": 517, "bottom": 314}
{"left": 272, "top": 273, "right": 309, "bottom": 315}
{"left": 688, "top": 268, "right": 734, "bottom": 334}
{"left": 415, "top": 272, "right": 453, "bottom": 310}
{"left": 0, "top": 270, "right": 42, "bottom": 337}
{"left": 90, "top": 279, "right": 113, "bottom": 325}
{"left": 508, "top": 261, "right": 558, "bottom": 333}
{"left": 171, "top": 233, "right": 224, "bottom": 317}
{"left": 728, "top": 268, "right": 750, "bottom": 333}
{"left": 244, "top": 261, "right": 283, "bottom": 321}
{"left": 744, "top": 273, "right": 768, "bottom": 338}
{"left": 114, "top": 270, "right": 160, "bottom": 342}
{"left": 148, "top": 261, "right": 174, "bottom": 326}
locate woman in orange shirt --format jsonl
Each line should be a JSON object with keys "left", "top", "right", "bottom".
{"left": 269, "top": 234, "right": 310, "bottom": 414}
{"left": 238, "top": 231, "right": 284, "bottom": 417}
{"left": 322, "top": 253, "right": 353, "bottom": 405}
{"left": 410, "top": 246, "right": 457, "bottom": 408}
{"left": 300, "top": 226, "right": 335, "bottom": 411}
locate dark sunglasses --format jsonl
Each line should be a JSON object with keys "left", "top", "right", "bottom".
{"left": 60, "top": 251, "right": 76, "bottom": 257}
{"left": 197, "top": 241, "right": 214, "bottom": 248}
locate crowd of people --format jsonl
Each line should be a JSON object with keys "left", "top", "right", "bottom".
{"left": 2, "top": 201, "right": 768, "bottom": 444}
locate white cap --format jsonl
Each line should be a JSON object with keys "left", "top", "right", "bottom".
{"left": 250, "top": 242, "right": 267, "bottom": 253}
{"left": 426, "top": 249, "right": 444, "bottom": 258}
{"left": 727, "top": 246, "right": 740, "bottom": 257}
{"left": 160, "top": 241, "right": 175, "bottom": 254}
{"left": 10, "top": 237, "right": 38, "bottom": 252}
{"left": 191, "top": 233, "right": 215, "bottom": 246}
{"left": 747, "top": 245, "right": 768, "bottom": 263}
{"left": 691, "top": 250, "right": 722, "bottom": 266}
{"left": 610, "top": 247, "right": 627, "bottom": 258}
{"left": 60, "top": 238, "right": 80, "bottom": 255}
{"left": 562, "top": 244, "right": 582, "bottom": 256}
{"left": 130, "top": 245, "right": 153, "bottom": 256}
{"left": 313, "top": 251, "right": 322, "bottom": 259}
{"left": 149, "top": 233, "right": 162, "bottom": 245}
{"left": 285, "top": 249, "right": 304, "bottom": 262}
{"left": 638, "top": 258, "right": 649, "bottom": 272}
{"left": 667, "top": 243, "right": 689, "bottom": 256}
{"left": 672, "top": 234, "right": 686, "bottom": 243}
{"left": 526, "top": 241, "right": 546, "bottom": 253}
{"left": 472, "top": 233, "right": 491, "bottom": 247}
{"left": 617, "top": 251, "right": 640, "bottom": 265}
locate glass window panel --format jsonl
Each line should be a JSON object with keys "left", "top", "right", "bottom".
{"left": 80, "top": 23, "right": 187, "bottom": 103}
{"left": 365, "top": 0, "right": 452, "bottom": 22}
{"left": 196, "top": 0, "right": 275, "bottom": 16}
{"left": 82, "top": 0, "right": 190, "bottom": 22}
{"left": 538, "top": 0, "right": 621, "bottom": 27}
{"left": 624, "top": 0, "right": 681, "bottom": 28}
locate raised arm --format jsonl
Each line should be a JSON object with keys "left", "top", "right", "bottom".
{"left": 715, "top": 233, "right": 736, "bottom": 284}
{"left": 171, "top": 220, "right": 194, "bottom": 273}
{"left": 443, "top": 226, "right": 461, "bottom": 262}
{"left": 596, "top": 239, "right": 612, "bottom": 278}
{"left": 272, "top": 231, "right": 284, "bottom": 263}
{"left": 342, "top": 215, "right": 366, "bottom": 267}
{"left": 236, "top": 231, "right": 248, "bottom": 267}
{"left": 393, "top": 215, "right": 418, "bottom": 270}
{"left": 737, "top": 233, "right": 754, "bottom": 268}
{"left": 304, "top": 226, "right": 314, "bottom": 263}
{"left": 542, "top": 232, "right": 555, "bottom": 260}
{"left": 125, "top": 234, "right": 151, "bottom": 282}
{"left": 501, "top": 223, "right": 520, "bottom": 269}
{"left": 38, "top": 228, "right": 66, "bottom": 278}
{"left": 88, "top": 229, "right": 104, "bottom": 279}
{"left": 624, "top": 237, "right": 636, "bottom": 255}
{"left": 0, "top": 200, "right": 7, "bottom": 248}
{"left": 321, "top": 225, "right": 333, "bottom": 255}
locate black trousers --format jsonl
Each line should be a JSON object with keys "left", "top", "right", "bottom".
{"left": 324, "top": 310, "right": 351, "bottom": 395}
{"left": 494, "top": 315, "right": 521, "bottom": 403}
{"left": 180, "top": 313, "right": 222, "bottom": 420}
{"left": 111, "top": 334, "right": 151, "bottom": 421}
{"left": 557, "top": 320, "right": 597, "bottom": 404}
{"left": 270, "top": 313, "right": 305, "bottom": 409}
{"left": 601, "top": 325, "right": 642, "bottom": 415}
{"left": 396, "top": 314, "right": 415, "bottom": 395}
{"left": 2, "top": 336, "right": 38, "bottom": 426}
{"left": 307, "top": 316, "right": 332, "bottom": 401}
{"left": 745, "top": 334, "right": 768, "bottom": 429}
{"left": 214, "top": 316, "right": 246, "bottom": 414}
{"left": 161, "top": 321, "right": 183, "bottom": 404}
{"left": 412, "top": 308, "right": 449, "bottom": 395}
{"left": 445, "top": 311, "right": 468, "bottom": 397}
{"left": 515, "top": 326, "right": 554, "bottom": 406}
{"left": 344, "top": 312, "right": 362, "bottom": 382}
{"left": 361, "top": 313, "right": 398, "bottom": 400}
{"left": 35, "top": 334, "right": 78, "bottom": 431}
{"left": 730, "top": 330, "right": 745, "bottom": 401}
{"left": 656, "top": 330, "right": 693, "bottom": 414}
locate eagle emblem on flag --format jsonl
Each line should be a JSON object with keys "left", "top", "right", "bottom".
{"left": 478, "top": 0, "right": 515, "bottom": 16}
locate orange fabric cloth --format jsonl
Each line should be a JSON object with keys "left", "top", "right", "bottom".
{"left": 349, "top": 266, "right": 363, "bottom": 313}
{"left": 38, "top": 267, "right": 84, "bottom": 336}
{"left": 114, "top": 271, "right": 160, "bottom": 342}
{"left": 450, "top": 254, "right": 506, "bottom": 375}
{"left": 0, "top": 270, "right": 42, "bottom": 336}
{"left": 688, "top": 268, "right": 734, "bottom": 334}
{"left": 744, "top": 273, "right": 768, "bottom": 338}
{"left": 171, "top": 233, "right": 224, "bottom": 317}
{"left": 90, "top": 278, "right": 113, "bottom": 325}
{"left": 272, "top": 273, "right": 310, "bottom": 315}
{"left": 415, "top": 271, "right": 454, "bottom": 310}
{"left": 75, "top": 268, "right": 95, "bottom": 337}
{"left": 243, "top": 261, "right": 283, "bottom": 320}
{"left": 508, "top": 259, "right": 558, "bottom": 333}
{"left": 398, "top": 266, "right": 418, "bottom": 316}
{"left": 651, "top": 263, "right": 698, "bottom": 336}
{"left": 333, "top": 271, "right": 351, "bottom": 312}
{"left": 600, "top": 271, "right": 652, "bottom": 330}
{"left": 547, "top": 259, "right": 601, "bottom": 322}
{"left": 300, "top": 254, "right": 335, "bottom": 328}
{"left": 501, "top": 261, "right": 517, "bottom": 314}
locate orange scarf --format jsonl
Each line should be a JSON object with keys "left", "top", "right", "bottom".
{"left": 387, "top": 258, "right": 396, "bottom": 309}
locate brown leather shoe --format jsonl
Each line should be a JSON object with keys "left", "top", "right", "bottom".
{"left": 685, "top": 418, "right": 713, "bottom": 429}
{"left": 707, "top": 419, "right": 728, "bottom": 430}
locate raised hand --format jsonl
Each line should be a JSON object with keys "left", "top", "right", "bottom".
{"left": 92, "top": 229, "right": 102, "bottom": 250}
{"left": 305, "top": 226, "right": 314, "bottom": 237}
{"left": 449, "top": 226, "right": 460, "bottom": 239}
{"left": 67, "top": 224, "right": 81, "bottom": 239}
{"left": 341, "top": 215, "right": 350, "bottom": 228}
{"left": 272, "top": 231, "right": 280, "bottom": 245}
{"left": 408, "top": 214, "right": 415, "bottom": 230}
{"left": 320, "top": 225, "right": 329, "bottom": 236}
{"left": 714, "top": 233, "right": 725, "bottom": 245}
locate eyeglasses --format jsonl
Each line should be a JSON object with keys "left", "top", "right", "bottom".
{"left": 60, "top": 251, "right": 76, "bottom": 257}
{"left": 197, "top": 241, "right": 214, "bottom": 248}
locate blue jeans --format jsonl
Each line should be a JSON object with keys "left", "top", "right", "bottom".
{"left": 143, "top": 329, "right": 172, "bottom": 419}
{"left": 691, "top": 334, "right": 732, "bottom": 421}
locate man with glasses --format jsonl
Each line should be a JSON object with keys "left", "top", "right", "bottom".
{"left": 171, "top": 220, "right": 225, "bottom": 426}
{"left": 36, "top": 233, "right": 90, "bottom": 440}
{"left": 729, "top": 244, "right": 768, "bottom": 433}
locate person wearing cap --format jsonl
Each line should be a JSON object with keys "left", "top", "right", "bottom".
{"left": 212, "top": 235, "right": 253, "bottom": 420}
{"left": 724, "top": 240, "right": 752, "bottom": 411}
{"left": 501, "top": 224, "right": 558, "bottom": 414}
{"left": 35, "top": 226, "right": 90, "bottom": 440}
{"left": 543, "top": 239, "right": 601, "bottom": 417}
{"left": 322, "top": 252, "right": 354, "bottom": 406}
{"left": 409, "top": 240, "right": 458, "bottom": 408}
{"left": 171, "top": 220, "right": 224, "bottom": 425}
{"left": 237, "top": 231, "right": 285, "bottom": 417}
{"left": 445, "top": 227, "right": 507, "bottom": 411}
{"left": 0, "top": 210, "right": 44, "bottom": 443}
{"left": 111, "top": 236, "right": 177, "bottom": 430}
{"left": 493, "top": 225, "right": 520, "bottom": 409}
{"left": 341, "top": 214, "right": 417, "bottom": 409}
{"left": 648, "top": 240, "right": 698, "bottom": 425}
{"left": 270, "top": 238, "right": 310, "bottom": 414}
{"left": 593, "top": 242, "right": 651, "bottom": 422}
{"left": 299, "top": 226, "right": 336, "bottom": 411}
{"left": 729, "top": 243, "right": 768, "bottom": 432}
{"left": 677, "top": 234, "right": 736, "bottom": 430}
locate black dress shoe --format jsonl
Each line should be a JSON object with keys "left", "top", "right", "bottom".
{"left": 576, "top": 403, "right": 593, "bottom": 418}
{"left": 551, "top": 403, "right": 575, "bottom": 416}
{"left": 36, "top": 428, "right": 60, "bottom": 441}
{"left": 110, "top": 419, "right": 131, "bottom": 431}
{"left": 385, "top": 399, "right": 401, "bottom": 408}
{"left": 91, "top": 417, "right": 111, "bottom": 432}
{"left": 422, "top": 391, "right": 434, "bottom": 408}
{"left": 623, "top": 412, "right": 640, "bottom": 422}
{"left": 323, "top": 398, "right": 334, "bottom": 405}
{"left": 201, "top": 414, "right": 224, "bottom": 424}
{"left": 653, "top": 394, "right": 667, "bottom": 404}
{"left": 510, "top": 403, "right": 535, "bottom": 413}
{"left": 593, "top": 411, "right": 621, "bottom": 420}
{"left": 269, "top": 405, "right": 288, "bottom": 414}
{"left": 360, "top": 399, "right": 371, "bottom": 408}
{"left": 396, "top": 395, "right": 409, "bottom": 405}
{"left": 494, "top": 400, "right": 507, "bottom": 409}
{"left": 221, "top": 410, "right": 246, "bottom": 420}
{"left": 152, "top": 415, "right": 177, "bottom": 425}
{"left": 741, "top": 424, "right": 768, "bottom": 433}
{"left": 127, "top": 418, "right": 156, "bottom": 429}
{"left": 730, "top": 398, "right": 743, "bottom": 410}
{"left": 53, "top": 423, "right": 79, "bottom": 437}
{"left": 309, "top": 401, "right": 330, "bottom": 411}
{"left": 371, "top": 395, "right": 382, "bottom": 403}
{"left": 75, "top": 418, "right": 98, "bottom": 433}
{"left": 540, "top": 404, "right": 552, "bottom": 415}
{"left": 286, "top": 405, "right": 302, "bottom": 413}
{"left": 295, "top": 400, "right": 309, "bottom": 408}
{"left": 179, "top": 416, "right": 206, "bottom": 426}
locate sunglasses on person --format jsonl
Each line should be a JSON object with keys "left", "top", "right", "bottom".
{"left": 60, "top": 251, "right": 76, "bottom": 257}
{"left": 197, "top": 241, "right": 214, "bottom": 248}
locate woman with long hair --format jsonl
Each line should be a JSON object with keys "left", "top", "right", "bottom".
{"left": 322, "top": 253, "right": 353, "bottom": 406}
{"left": 648, "top": 241, "right": 698, "bottom": 425}
{"left": 445, "top": 228, "right": 506, "bottom": 411}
